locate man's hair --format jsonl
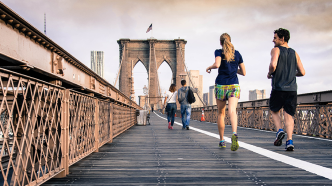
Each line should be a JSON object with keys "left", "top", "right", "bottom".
{"left": 169, "top": 84, "right": 176, "bottom": 92}
{"left": 181, "top": 80, "right": 186, "bottom": 86}
{"left": 274, "top": 28, "right": 290, "bottom": 43}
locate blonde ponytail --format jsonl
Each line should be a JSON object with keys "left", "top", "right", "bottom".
{"left": 220, "top": 33, "right": 235, "bottom": 62}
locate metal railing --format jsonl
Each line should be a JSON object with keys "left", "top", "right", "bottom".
{"left": 0, "top": 68, "right": 138, "bottom": 186}
{"left": 0, "top": 2, "right": 141, "bottom": 185}
{"left": 191, "top": 99, "right": 332, "bottom": 139}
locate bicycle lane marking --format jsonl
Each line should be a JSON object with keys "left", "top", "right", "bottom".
{"left": 155, "top": 112, "right": 332, "bottom": 180}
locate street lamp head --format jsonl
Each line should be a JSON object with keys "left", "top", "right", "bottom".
{"left": 179, "top": 72, "right": 187, "bottom": 80}
{"left": 143, "top": 85, "right": 148, "bottom": 95}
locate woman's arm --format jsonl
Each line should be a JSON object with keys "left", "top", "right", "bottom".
{"left": 237, "top": 63, "right": 246, "bottom": 76}
{"left": 163, "top": 96, "right": 167, "bottom": 107}
{"left": 206, "top": 56, "right": 222, "bottom": 73}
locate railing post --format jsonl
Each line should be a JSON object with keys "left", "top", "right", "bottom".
{"left": 94, "top": 99, "right": 100, "bottom": 152}
{"left": 55, "top": 89, "right": 70, "bottom": 178}
{"left": 108, "top": 102, "right": 113, "bottom": 143}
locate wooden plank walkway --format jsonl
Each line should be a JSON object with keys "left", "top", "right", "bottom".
{"left": 44, "top": 112, "right": 332, "bottom": 185}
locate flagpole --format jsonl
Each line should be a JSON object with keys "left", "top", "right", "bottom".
{"left": 151, "top": 27, "right": 153, "bottom": 38}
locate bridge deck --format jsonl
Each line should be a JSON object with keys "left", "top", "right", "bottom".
{"left": 45, "top": 112, "right": 332, "bottom": 185}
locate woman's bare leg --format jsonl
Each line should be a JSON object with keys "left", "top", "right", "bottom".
{"left": 216, "top": 99, "right": 227, "bottom": 140}
{"left": 228, "top": 97, "right": 239, "bottom": 133}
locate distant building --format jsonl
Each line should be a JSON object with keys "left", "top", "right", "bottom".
{"left": 209, "top": 85, "right": 216, "bottom": 106}
{"left": 203, "top": 93, "right": 209, "bottom": 106}
{"left": 91, "top": 51, "right": 104, "bottom": 78}
{"left": 185, "top": 70, "right": 203, "bottom": 107}
{"left": 249, "top": 89, "right": 266, "bottom": 101}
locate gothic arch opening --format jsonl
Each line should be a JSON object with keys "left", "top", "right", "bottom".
{"left": 157, "top": 60, "right": 173, "bottom": 104}
{"left": 132, "top": 60, "right": 148, "bottom": 104}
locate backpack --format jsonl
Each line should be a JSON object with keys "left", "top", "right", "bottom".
{"left": 187, "top": 87, "right": 196, "bottom": 104}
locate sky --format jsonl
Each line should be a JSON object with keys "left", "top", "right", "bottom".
{"left": 2, "top": 0, "right": 332, "bottom": 103}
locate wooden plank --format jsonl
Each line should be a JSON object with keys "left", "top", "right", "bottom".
{"left": 44, "top": 112, "right": 332, "bottom": 185}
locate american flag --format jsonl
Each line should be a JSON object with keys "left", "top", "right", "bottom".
{"left": 146, "top": 24, "right": 152, "bottom": 33}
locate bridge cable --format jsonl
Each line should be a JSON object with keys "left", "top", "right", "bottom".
{"left": 179, "top": 45, "right": 206, "bottom": 107}
{"left": 114, "top": 44, "right": 126, "bottom": 87}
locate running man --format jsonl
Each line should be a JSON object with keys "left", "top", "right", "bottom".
{"left": 268, "top": 28, "right": 305, "bottom": 151}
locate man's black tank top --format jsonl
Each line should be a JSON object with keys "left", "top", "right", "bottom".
{"left": 271, "top": 46, "right": 297, "bottom": 91}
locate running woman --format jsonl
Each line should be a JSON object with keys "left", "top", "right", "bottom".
{"left": 206, "top": 33, "right": 246, "bottom": 151}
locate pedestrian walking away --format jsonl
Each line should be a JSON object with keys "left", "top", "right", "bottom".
{"left": 177, "top": 79, "right": 197, "bottom": 130}
{"left": 268, "top": 28, "right": 305, "bottom": 151}
{"left": 164, "top": 84, "right": 177, "bottom": 129}
{"left": 206, "top": 33, "right": 246, "bottom": 151}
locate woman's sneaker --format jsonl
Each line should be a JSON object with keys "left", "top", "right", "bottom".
{"left": 285, "top": 140, "right": 294, "bottom": 151}
{"left": 168, "top": 122, "right": 171, "bottom": 129}
{"left": 219, "top": 141, "right": 226, "bottom": 148}
{"left": 274, "top": 129, "right": 285, "bottom": 146}
{"left": 231, "top": 134, "right": 239, "bottom": 151}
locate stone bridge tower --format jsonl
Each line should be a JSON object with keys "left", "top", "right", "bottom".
{"left": 117, "top": 38, "right": 187, "bottom": 109}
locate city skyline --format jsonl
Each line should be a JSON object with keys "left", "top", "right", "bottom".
{"left": 3, "top": 0, "right": 331, "bottom": 102}
{"left": 91, "top": 51, "right": 104, "bottom": 78}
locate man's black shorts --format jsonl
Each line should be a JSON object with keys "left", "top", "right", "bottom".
{"left": 269, "top": 90, "right": 297, "bottom": 116}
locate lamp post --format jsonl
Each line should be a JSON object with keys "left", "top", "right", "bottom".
{"left": 143, "top": 85, "right": 149, "bottom": 110}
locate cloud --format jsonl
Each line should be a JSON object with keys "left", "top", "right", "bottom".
{"left": 2, "top": 0, "right": 331, "bottom": 103}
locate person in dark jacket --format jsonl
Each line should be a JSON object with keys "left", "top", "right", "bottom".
{"left": 177, "top": 79, "right": 197, "bottom": 130}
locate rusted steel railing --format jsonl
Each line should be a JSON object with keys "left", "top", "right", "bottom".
{"left": 0, "top": 2, "right": 141, "bottom": 185}
{"left": 191, "top": 100, "right": 332, "bottom": 139}
{"left": 0, "top": 68, "right": 138, "bottom": 186}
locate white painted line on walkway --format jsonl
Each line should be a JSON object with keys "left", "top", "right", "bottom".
{"left": 155, "top": 113, "right": 332, "bottom": 180}
{"left": 173, "top": 113, "right": 332, "bottom": 142}
{"left": 238, "top": 125, "right": 332, "bottom": 142}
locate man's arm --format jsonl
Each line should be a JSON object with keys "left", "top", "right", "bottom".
{"left": 267, "top": 47, "right": 280, "bottom": 79}
{"left": 295, "top": 52, "right": 305, "bottom": 77}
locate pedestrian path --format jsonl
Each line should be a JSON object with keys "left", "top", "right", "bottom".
{"left": 45, "top": 112, "right": 332, "bottom": 185}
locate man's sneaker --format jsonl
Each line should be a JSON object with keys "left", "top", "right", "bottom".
{"left": 285, "top": 140, "right": 294, "bottom": 151}
{"left": 231, "top": 134, "right": 239, "bottom": 151}
{"left": 219, "top": 141, "right": 226, "bottom": 148}
{"left": 186, "top": 126, "right": 189, "bottom": 130}
{"left": 274, "top": 129, "right": 285, "bottom": 146}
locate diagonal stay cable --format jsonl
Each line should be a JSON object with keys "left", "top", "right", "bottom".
{"left": 179, "top": 45, "right": 206, "bottom": 106}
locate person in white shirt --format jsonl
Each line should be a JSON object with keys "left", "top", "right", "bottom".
{"left": 163, "top": 84, "right": 177, "bottom": 129}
